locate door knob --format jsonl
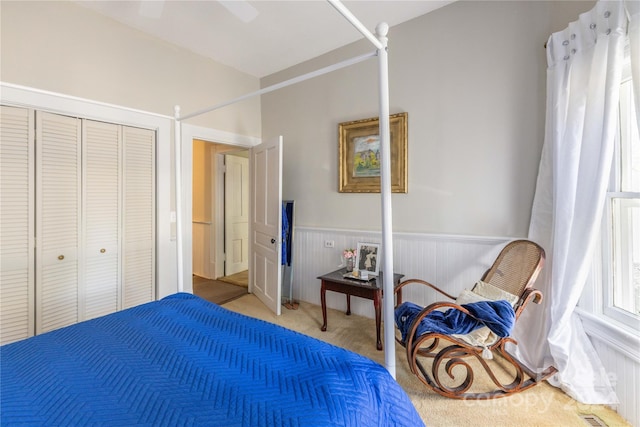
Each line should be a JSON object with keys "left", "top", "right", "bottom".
{"left": 100, "top": 248, "right": 106, "bottom": 253}
{"left": 58, "top": 255, "right": 64, "bottom": 260}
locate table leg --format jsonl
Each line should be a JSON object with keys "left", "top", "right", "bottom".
{"left": 321, "top": 281, "right": 327, "bottom": 332}
{"left": 346, "top": 294, "right": 351, "bottom": 315}
{"left": 374, "top": 289, "right": 382, "bottom": 351}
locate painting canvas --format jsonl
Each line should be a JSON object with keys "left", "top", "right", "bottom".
{"left": 353, "top": 135, "right": 380, "bottom": 177}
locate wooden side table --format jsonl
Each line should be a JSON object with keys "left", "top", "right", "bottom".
{"left": 317, "top": 268, "right": 404, "bottom": 350}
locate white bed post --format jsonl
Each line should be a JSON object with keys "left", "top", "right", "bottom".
{"left": 327, "top": 0, "right": 396, "bottom": 378}
{"left": 174, "top": 0, "right": 396, "bottom": 376}
{"left": 376, "top": 22, "right": 396, "bottom": 378}
{"left": 174, "top": 105, "right": 184, "bottom": 293}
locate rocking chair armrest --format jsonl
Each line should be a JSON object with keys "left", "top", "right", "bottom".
{"left": 405, "top": 301, "right": 474, "bottom": 351}
{"left": 422, "top": 301, "right": 473, "bottom": 317}
{"left": 520, "top": 288, "right": 543, "bottom": 305}
{"left": 395, "top": 278, "right": 457, "bottom": 300}
{"left": 514, "top": 288, "right": 543, "bottom": 318}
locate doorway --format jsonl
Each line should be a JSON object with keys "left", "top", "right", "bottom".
{"left": 192, "top": 139, "right": 249, "bottom": 303}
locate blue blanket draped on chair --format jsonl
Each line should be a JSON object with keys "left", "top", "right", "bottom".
{"left": 395, "top": 300, "right": 516, "bottom": 344}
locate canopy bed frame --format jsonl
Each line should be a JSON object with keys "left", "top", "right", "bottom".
{"left": 0, "top": 4, "right": 426, "bottom": 425}
{"left": 172, "top": 0, "right": 399, "bottom": 377}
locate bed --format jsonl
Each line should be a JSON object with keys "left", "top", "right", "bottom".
{"left": 1, "top": 293, "right": 424, "bottom": 426}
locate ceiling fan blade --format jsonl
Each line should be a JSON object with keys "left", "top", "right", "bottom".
{"left": 218, "top": 0, "right": 259, "bottom": 23}
{"left": 138, "top": 1, "right": 164, "bottom": 19}
{"left": 137, "top": 0, "right": 258, "bottom": 23}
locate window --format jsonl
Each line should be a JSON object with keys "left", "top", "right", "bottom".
{"left": 604, "top": 44, "right": 640, "bottom": 327}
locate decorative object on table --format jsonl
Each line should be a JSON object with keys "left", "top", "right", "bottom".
{"left": 355, "top": 242, "right": 380, "bottom": 276}
{"left": 343, "top": 248, "right": 357, "bottom": 272}
{"left": 338, "top": 112, "right": 408, "bottom": 193}
{"left": 342, "top": 270, "right": 375, "bottom": 282}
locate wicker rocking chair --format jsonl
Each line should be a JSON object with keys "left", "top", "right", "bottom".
{"left": 394, "top": 239, "right": 557, "bottom": 400}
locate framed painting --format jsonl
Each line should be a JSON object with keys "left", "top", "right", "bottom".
{"left": 355, "top": 242, "right": 380, "bottom": 276}
{"left": 338, "top": 112, "right": 407, "bottom": 193}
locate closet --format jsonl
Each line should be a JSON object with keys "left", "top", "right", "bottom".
{"left": 0, "top": 105, "right": 156, "bottom": 345}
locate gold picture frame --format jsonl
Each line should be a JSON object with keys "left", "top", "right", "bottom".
{"left": 338, "top": 112, "right": 408, "bottom": 193}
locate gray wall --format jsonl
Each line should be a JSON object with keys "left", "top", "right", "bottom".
{"left": 261, "top": 0, "right": 594, "bottom": 237}
{"left": 0, "top": 0, "right": 262, "bottom": 135}
{"left": 1, "top": 0, "right": 594, "bottom": 238}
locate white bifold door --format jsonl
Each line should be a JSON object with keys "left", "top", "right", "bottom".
{"left": 35, "top": 111, "right": 83, "bottom": 333}
{"left": 0, "top": 106, "right": 156, "bottom": 344}
{"left": 82, "top": 119, "right": 120, "bottom": 321}
{"left": 0, "top": 106, "right": 35, "bottom": 343}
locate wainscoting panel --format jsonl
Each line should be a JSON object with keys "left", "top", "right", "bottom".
{"left": 290, "top": 227, "right": 509, "bottom": 319}
{"left": 587, "top": 323, "right": 640, "bottom": 426}
{"left": 290, "top": 226, "right": 637, "bottom": 426}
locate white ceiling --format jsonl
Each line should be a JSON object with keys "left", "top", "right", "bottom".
{"left": 76, "top": 0, "right": 454, "bottom": 78}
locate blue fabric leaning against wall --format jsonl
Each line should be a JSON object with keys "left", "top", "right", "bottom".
{"left": 281, "top": 202, "right": 289, "bottom": 265}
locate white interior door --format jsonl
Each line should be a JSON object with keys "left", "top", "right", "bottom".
{"left": 224, "top": 154, "right": 249, "bottom": 275}
{"left": 250, "top": 136, "right": 282, "bottom": 315}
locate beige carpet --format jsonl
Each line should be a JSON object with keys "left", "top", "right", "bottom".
{"left": 223, "top": 294, "right": 630, "bottom": 427}
{"left": 218, "top": 270, "right": 248, "bottom": 288}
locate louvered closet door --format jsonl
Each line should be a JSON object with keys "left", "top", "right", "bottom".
{"left": 0, "top": 106, "right": 35, "bottom": 344}
{"left": 36, "top": 111, "right": 81, "bottom": 334}
{"left": 122, "top": 126, "right": 156, "bottom": 308}
{"left": 82, "top": 120, "right": 120, "bottom": 320}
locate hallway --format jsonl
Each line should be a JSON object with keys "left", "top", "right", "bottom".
{"left": 192, "top": 275, "right": 247, "bottom": 305}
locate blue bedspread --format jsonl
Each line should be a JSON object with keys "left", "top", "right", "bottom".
{"left": 1, "top": 293, "right": 424, "bottom": 427}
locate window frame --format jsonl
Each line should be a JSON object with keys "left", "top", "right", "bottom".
{"left": 601, "top": 42, "right": 640, "bottom": 329}
{"left": 603, "top": 193, "right": 640, "bottom": 327}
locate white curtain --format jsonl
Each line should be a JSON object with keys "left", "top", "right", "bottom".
{"left": 513, "top": 0, "right": 639, "bottom": 404}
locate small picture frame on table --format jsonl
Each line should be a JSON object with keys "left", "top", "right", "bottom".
{"left": 355, "top": 243, "right": 380, "bottom": 276}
